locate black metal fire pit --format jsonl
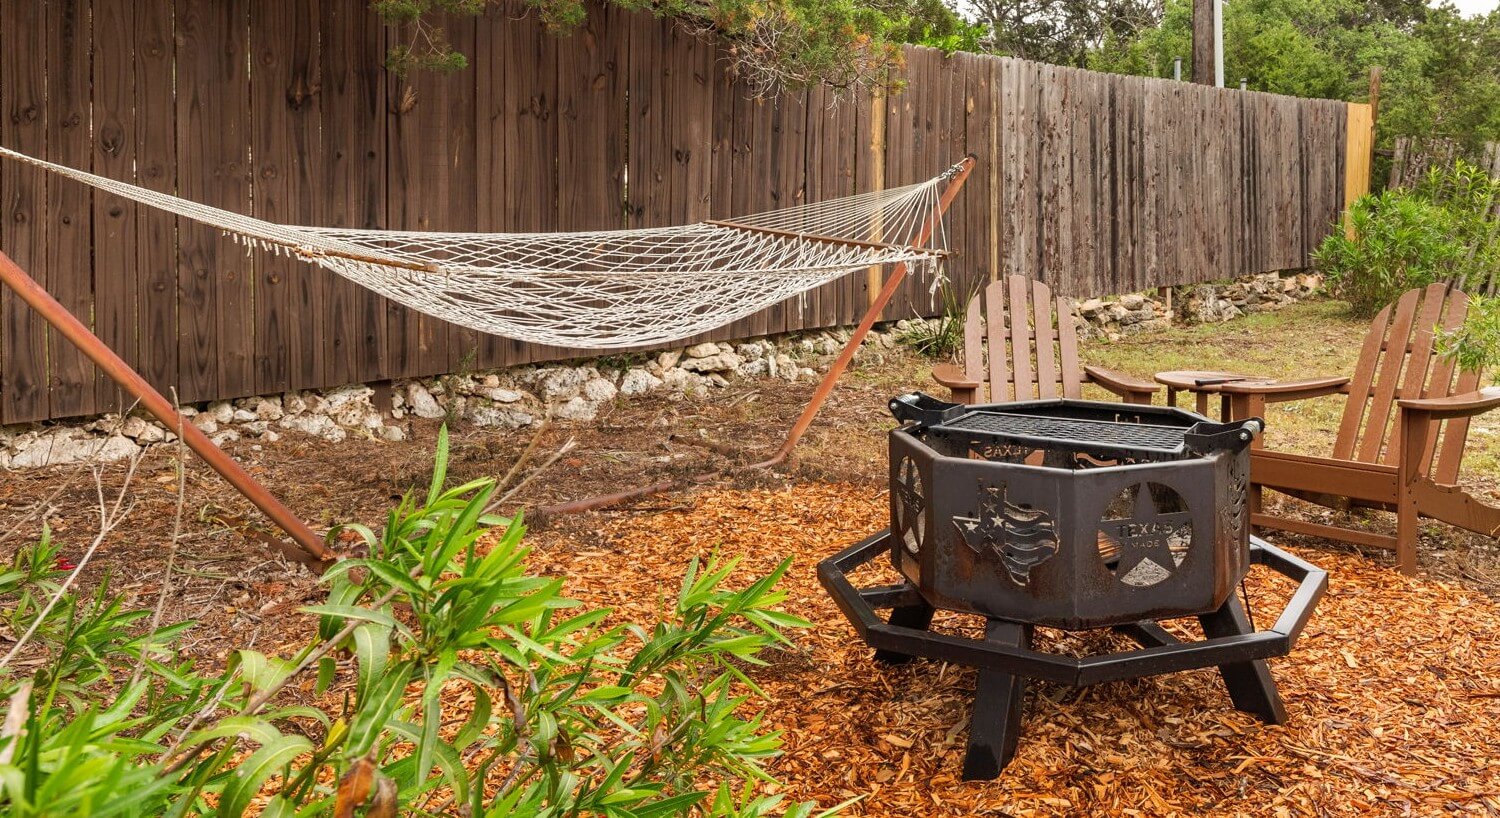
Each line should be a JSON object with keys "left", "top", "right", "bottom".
{"left": 818, "top": 393, "right": 1326, "bottom": 780}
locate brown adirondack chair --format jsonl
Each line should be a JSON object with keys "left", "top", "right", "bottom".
{"left": 1219, "top": 283, "right": 1500, "bottom": 574}
{"left": 932, "top": 275, "right": 1159, "bottom": 405}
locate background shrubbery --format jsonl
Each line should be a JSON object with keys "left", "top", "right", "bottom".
{"left": 1315, "top": 159, "right": 1500, "bottom": 378}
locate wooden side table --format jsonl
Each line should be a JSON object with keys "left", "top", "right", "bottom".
{"left": 1153, "top": 370, "right": 1266, "bottom": 421}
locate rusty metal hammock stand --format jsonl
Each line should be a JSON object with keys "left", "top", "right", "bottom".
{"left": 0, "top": 147, "right": 974, "bottom": 561}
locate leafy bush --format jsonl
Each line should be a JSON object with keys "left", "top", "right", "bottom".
{"left": 895, "top": 283, "right": 973, "bottom": 360}
{"left": 0, "top": 429, "right": 831, "bottom": 817}
{"left": 1314, "top": 160, "right": 1499, "bottom": 318}
{"left": 1437, "top": 295, "right": 1500, "bottom": 381}
{"left": 1312, "top": 189, "right": 1466, "bottom": 316}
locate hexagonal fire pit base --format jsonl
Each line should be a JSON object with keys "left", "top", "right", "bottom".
{"left": 818, "top": 530, "right": 1326, "bottom": 780}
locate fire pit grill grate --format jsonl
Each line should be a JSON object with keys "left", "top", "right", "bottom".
{"left": 931, "top": 411, "right": 1191, "bottom": 454}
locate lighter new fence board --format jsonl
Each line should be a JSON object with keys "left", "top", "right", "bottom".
{"left": 0, "top": 0, "right": 1351, "bottom": 424}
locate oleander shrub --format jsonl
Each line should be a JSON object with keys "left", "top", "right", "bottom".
{"left": 1313, "top": 188, "right": 1467, "bottom": 316}
{"left": 0, "top": 428, "right": 834, "bottom": 817}
{"left": 1316, "top": 159, "right": 1499, "bottom": 374}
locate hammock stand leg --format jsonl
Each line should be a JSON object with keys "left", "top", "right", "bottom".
{"left": 750, "top": 154, "right": 977, "bottom": 469}
{"left": 0, "top": 251, "right": 336, "bottom": 566}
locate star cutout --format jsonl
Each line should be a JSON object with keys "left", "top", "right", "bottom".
{"left": 1100, "top": 484, "right": 1194, "bottom": 588}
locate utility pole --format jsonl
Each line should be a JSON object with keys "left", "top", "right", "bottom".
{"left": 1192, "top": 0, "right": 1224, "bottom": 86}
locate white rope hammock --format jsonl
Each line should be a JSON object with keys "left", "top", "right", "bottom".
{"left": 0, "top": 147, "right": 957, "bottom": 349}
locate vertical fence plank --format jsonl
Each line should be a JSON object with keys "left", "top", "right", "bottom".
{"left": 628, "top": 17, "right": 712, "bottom": 229}
{"left": 387, "top": 19, "right": 478, "bottom": 379}
{"left": 483, "top": 6, "right": 559, "bottom": 366}
{"left": 444, "top": 20, "right": 480, "bottom": 375}
{"left": 805, "top": 83, "right": 858, "bottom": 329}
{"left": 960, "top": 52, "right": 994, "bottom": 289}
{"left": 774, "top": 91, "right": 808, "bottom": 333}
{"left": 135, "top": 0, "right": 177, "bottom": 400}
{"left": 47, "top": 0, "right": 95, "bottom": 418}
{"left": 251, "top": 0, "right": 320, "bottom": 395}
{"left": 177, "top": 0, "right": 253, "bottom": 403}
{"left": 92, "top": 0, "right": 138, "bottom": 412}
{"left": 1, "top": 0, "right": 49, "bottom": 423}
{"left": 322, "top": 0, "right": 386, "bottom": 387}
{"left": 556, "top": 2, "right": 626, "bottom": 232}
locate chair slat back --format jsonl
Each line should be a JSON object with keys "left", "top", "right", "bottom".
{"left": 965, "top": 275, "right": 1082, "bottom": 402}
{"left": 1334, "top": 284, "right": 1483, "bottom": 479}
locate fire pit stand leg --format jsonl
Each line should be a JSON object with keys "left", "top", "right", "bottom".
{"left": 1198, "top": 596, "right": 1287, "bottom": 724}
{"left": 873, "top": 601, "right": 936, "bottom": 664}
{"left": 962, "top": 620, "right": 1034, "bottom": 781}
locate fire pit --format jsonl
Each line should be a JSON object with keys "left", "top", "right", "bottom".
{"left": 819, "top": 393, "right": 1326, "bottom": 779}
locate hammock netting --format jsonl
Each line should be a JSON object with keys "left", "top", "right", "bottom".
{"left": 0, "top": 147, "right": 956, "bottom": 349}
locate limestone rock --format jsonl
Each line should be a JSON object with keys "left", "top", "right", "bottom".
{"left": 739, "top": 359, "right": 768, "bottom": 378}
{"left": 526, "top": 366, "right": 593, "bottom": 401}
{"left": 657, "top": 350, "right": 683, "bottom": 370}
{"left": 282, "top": 392, "right": 308, "bottom": 415}
{"left": 405, "top": 383, "right": 446, "bottom": 420}
{"left": 619, "top": 368, "right": 663, "bottom": 396}
{"left": 582, "top": 377, "right": 618, "bottom": 402}
{"left": 484, "top": 387, "right": 524, "bottom": 403}
{"left": 552, "top": 397, "right": 598, "bottom": 422}
{"left": 9, "top": 431, "right": 138, "bottom": 469}
{"left": 254, "top": 397, "right": 285, "bottom": 421}
{"left": 467, "top": 404, "right": 533, "bottom": 428}
{"left": 378, "top": 425, "right": 408, "bottom": 442}
{"left": 279, "top": 413, "right": 346, "bottom": 442}
{"left": 680, "top": 352, "right": 743, "bottom": 374}
{"left": 685, "top": 342, "right": 720, "bottom": 359}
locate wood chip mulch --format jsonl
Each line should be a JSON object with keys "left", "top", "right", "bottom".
{"left": 530, "top": 483, "right": 1500, "bottom": 817}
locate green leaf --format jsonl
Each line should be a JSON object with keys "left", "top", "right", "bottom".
{"left": 352, "top": 622, "right": 391, "bottom": 702}
{"left": 427, "top": 424, "right": 450, "bottom": 505}
{"left": 216, "top": 734, "right": 312, "bottom": 818}
{"left": 183, "top": 716, "right": 283, "bottom": 748}
{"left": 316, "top": 655, "right": 337, "bottom": 695}
{"left": 299, "top": 604, "right": 400, "bottom": 630}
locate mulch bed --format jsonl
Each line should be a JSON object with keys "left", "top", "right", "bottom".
{"left": 531, "top": 483, "right": 1500, "bottom": 817}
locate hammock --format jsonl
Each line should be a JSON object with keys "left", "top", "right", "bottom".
{"left": 0, "top": 147, "right": 956, "bottom": 349}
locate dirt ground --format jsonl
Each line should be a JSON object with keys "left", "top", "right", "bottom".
{"left": 3, "top": 298, "right": 1499, "bottom": 815}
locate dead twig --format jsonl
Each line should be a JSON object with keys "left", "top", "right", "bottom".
{"left": 132, "top": 390, "right": 190, "bottom": 688}
{"left": 0, "top": 680, "right": 31, "bottom": 765}
{"left": 0, "top": 449, "right": 143, "bottom": 671}
{"left": 491, "top": 437, "right": 578, "bottom": 511}
{"left": 494, "top": 419, "right": 551, "bottom": 498}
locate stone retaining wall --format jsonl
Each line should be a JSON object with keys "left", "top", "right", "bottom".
{"left": 0, "top": 271, "right": 1324, "bottom": 469}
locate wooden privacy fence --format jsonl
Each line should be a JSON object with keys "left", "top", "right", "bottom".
{"left": 1388, "top": 136, "right": 1500, "bottom": 191}
{"left": 0, "top": 0, "right": 1351, "bottom": 424}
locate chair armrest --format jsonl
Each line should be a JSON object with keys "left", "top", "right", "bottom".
{"left": 932, "top": 363, "right": 980, "bottom": 390}
{"left": 1218, "top": 376, "right": 1350, "bottom": 404}
{"left": 1398, "top": 387, "right": 1500, "bottom": 421}
{"left": 1083, "top": 365, "right": 1160, "bottom": 399}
